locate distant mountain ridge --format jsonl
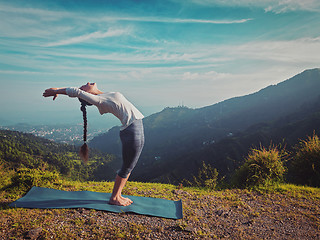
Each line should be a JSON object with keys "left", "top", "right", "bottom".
{"left": 90, "top": 68, "right": 320, "bottom": 182}
{"left": 197, "top": 68, "right": 320, "bottom": 129}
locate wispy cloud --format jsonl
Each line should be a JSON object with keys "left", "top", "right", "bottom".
{"left": 0, "top": 3, "right": 253, "bottom": 24}
{"left": 2, "top": 35, "right": 320, "bottom": 74}
{"left": 187, "top": 0, "right": 320, "bottom": 13}
{"left": 223, "top": 37, "right": 320, "bottom": 64}
{"left": 0, "top": 3, "right": 70, "bottom": 20}
{"left": 0, "top": 70, "right": 49, "bottom": 75}
{"left": 45, "top": 29, "right": 130, "bottom": 47}
{"left": 263, "top": 0, "right": 320, "bottom": 13}
{"left": 0, "top": 3, "right": 74, "bottom": 38}
{"left": 100, "top": 16, "right": 252, "bottom": 24}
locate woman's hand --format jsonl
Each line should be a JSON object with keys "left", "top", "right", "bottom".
{"left": 43, "top": 88, "right": 59, "bottom": 100}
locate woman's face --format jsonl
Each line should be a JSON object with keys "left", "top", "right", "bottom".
{"left": 80, "top": 82, "right": 98, "bottom": 93}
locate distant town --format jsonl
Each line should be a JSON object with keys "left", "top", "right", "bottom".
{"left": 0, "top": 123, "right": 106, "bottom": 145}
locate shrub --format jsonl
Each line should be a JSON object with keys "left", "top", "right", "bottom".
{"left": 0, "top": 162, "right": 14, "bottom": 189}
{"left": 187, "top": 161, "right": 219, "bottom": 190}
{"left": 10, "top": 168, "right": 61, "bottom": 192}
{"left": 234, "top": 144, "right": 286, "bottom": 188}
{"left": 290, "top": 132, "right": 320, "bottom": 187}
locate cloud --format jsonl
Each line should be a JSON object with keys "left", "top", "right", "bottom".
{"left": 0, "top": 3, "right": 70, "bottom": 20}
{"left": 263, "top": 0, "right": 320, "bottom": 13}
{"left": 223, "top": 37, "right": 320, "bottom": 64}
{"left": 44, "top": 29, "right": 130, "bottom": 47}
{"left": 187, "top": 0, "right": 320, "bottom": 13}
{"left": 182, "top": 71, "right": 231, "bottom": 82}
{"left": 0, "top": 3, "right": 75, "bottom": 38}
{"left": 0, "top": 3, "right": 253, "bottom": 25}
{"left": 100, "top": 15, "right": 252, "bottom": 24}
{"left": 2, "top": 35, "right": 319, "bottom": 79}
{"left": 0, "top": 70, "right": 48, "bottom": 75}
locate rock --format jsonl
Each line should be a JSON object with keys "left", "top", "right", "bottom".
{"left": 216, "top": 210, "right": 224, "bottom": 216}
{"left": 223, "top": 212, "right": 230, "bottom": 218}
{"left": 242, "top": 220, "right": 253, "bottom": 226}
{"left": 174, "top": 224, "right": 194, "bottom": 233}
{"left": 184, "top": 226, "right": 194, "bottom": 232}
{"left": 26, "top": 227, "right": 42, "bottom": 239}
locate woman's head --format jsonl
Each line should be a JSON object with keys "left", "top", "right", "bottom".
{"left": 80, "top": 82, "right": 102, "bottom": 95}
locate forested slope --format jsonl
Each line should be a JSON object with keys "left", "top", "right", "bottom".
{"left": 0, "top": 130, "right": 119, "bottom": 181}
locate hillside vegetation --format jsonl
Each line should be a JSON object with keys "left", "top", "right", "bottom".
{"left": 0, "top": 130, "right": 119, "bottom": 182}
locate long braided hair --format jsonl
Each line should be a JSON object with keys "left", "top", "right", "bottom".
{"left": 78, "top": 98, "right": 92, "bottom": 164}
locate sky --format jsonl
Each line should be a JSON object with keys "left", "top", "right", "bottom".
{"left": 0, "top": 0, "right": 320, "bottom": 129}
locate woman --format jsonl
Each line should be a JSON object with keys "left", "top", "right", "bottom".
{"left": 43, "top": 83, "right": 145, "bottom": 206}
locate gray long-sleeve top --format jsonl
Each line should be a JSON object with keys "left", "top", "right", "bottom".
{"left": 66, "top": 87, "right": 144, "bottom": 130}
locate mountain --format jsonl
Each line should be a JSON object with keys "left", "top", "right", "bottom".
{"left": 150, "top": 97, "right": 320, "bottom": 184}
{"left": 90, "top": 68, "right": 320, "bottom": 182}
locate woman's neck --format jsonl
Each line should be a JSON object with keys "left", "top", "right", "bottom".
{"left": 95, "top": 90, "right": 104, "bottom": 95}
{"left": 88, "top": 89, "right": 103, "bottom": 95}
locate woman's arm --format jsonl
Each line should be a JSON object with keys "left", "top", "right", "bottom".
{"left": 43, "top": 88, "right": 67, "bottom": 100}
{"left": 66, "top": 87, "right": 101, "bottom": 106}
{"left": 43, "top": 87, "right": 101, "bottom": 107}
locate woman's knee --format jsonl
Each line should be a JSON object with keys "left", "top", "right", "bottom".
{"left": 117, "top": 168, "right": 131, "bottom": 179}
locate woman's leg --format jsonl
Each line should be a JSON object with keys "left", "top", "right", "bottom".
{"left": 109, "top": 174, "right": 132, "bottom": 206}
{"left": 109, "top": 119, "right": 144, "bottom": 206}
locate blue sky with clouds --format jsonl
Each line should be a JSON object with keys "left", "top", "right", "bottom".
{"left": 1, "top": 0, "right": 320, "bottom": 127}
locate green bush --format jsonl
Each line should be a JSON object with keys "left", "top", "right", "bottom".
{"left": 10, "top": 168, "right": 61, "bottom": 192}
{"left": 234, "top": 144, "right": 286, "bottom": 188}
{"left": 0, "top": 163, "right": 14, "bottom": 189}
{"left": 187, "top": 161, "right": 219, "bottom": 190}
{"left": 290, "top": 132, "right": 320, "bottom": 187}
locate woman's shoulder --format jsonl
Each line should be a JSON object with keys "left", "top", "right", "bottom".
{"left": 101, "top": 91, "right": 124, "bottom": 98}
{"left": 113, "top": 92, "right": 124, "bottom": 98}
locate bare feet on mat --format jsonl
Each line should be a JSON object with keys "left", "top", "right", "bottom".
{"left": 109, "top": 195, "right": 133, "bottom": 206}
{"left": 121, "top": 195, "right": 133, "bottom": 204}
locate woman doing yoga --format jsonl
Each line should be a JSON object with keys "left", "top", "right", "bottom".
{"left": 43, "top": 83, "right": 145, "bottom": 206}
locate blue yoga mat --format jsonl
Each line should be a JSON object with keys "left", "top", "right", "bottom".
{"left": 9, "top": 186, "right": 183, "bottom": 219}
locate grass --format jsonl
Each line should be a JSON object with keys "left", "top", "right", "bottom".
{"left": 256, "top": 182, "right": 320, "bottom": 199}
{"left": 1, "top": 176, "right": 320, "bottom": 239}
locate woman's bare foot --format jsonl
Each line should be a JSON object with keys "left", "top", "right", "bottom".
{"left": 109, "top": 195, "right": 133, "bottom": 206}
{"left": 120, "top": 196, "right": 133, "bottom": 204}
